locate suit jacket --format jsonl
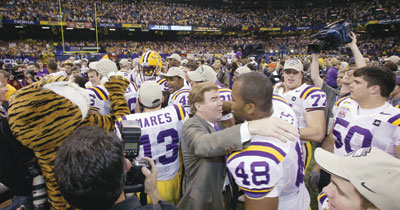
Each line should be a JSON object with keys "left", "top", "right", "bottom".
{"left": 177, "top": 115, "right": 245, "bottom": 210}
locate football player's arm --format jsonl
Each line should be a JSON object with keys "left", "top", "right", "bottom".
{"left": 301, "top": 110, "right": 326, "bottom": 143}
{"left": 184, "top": 121, "right": 243, "bottom": 157}
{"left": 311, "top": 54, "right": 324, "bottom": 88}
{"left": 346, "top": 32, "right": 367, "bottom": 68}
{"left": 245, "top": 196, "right": 278, "bottom": 210}
{"left": 396, "top": 145, "right": 400, "bottom": 159}
{"left": 222, "top": 100, "right": 232, "bottom": 113}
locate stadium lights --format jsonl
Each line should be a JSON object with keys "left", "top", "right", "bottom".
{"left": 270, "top": 50, "right": 273, "bottom": 53}
{"left": 66, "top": 28, "right": 73, "bottom": 30}
{"left": 290, "top": 49, "right": 294, "bottom": 53}
{"left": 275, "top": 50, "right": 279, "bottom": 53}
{"left": 90, "top": 28, "right": 95, "bottom": 30}
{"left": 129, "top": 29, "right": 135, "bottom": 31}
{"left": 109, "top": 28, "right": 116, "bottom": 31}
{"left": 42, "top": 26, "right": 50, "bottom": 29}
{"left": 15, "top": 26, "right": 23, "bottom": 29}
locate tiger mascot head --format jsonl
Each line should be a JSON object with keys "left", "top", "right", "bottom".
{"left": 8, "top": 75, "right": 130, "bottom": 209}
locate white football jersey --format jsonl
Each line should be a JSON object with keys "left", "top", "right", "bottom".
{"left": 226, "top": 95, "right": 310, "bottom": 209}
{"left": 114, "top": 105, "right": 188, "bottom": 180}
{"left": 218, "top": 88, "right": 233, "bottom": 120}
{"left": 86, "top": 85, "right": 111, "bottom": 115}
{"left": 219, "top": 88, "right": 232, "bottom": 102}
{"left": 274, "top": 83, "right": 327, "bottom": 130}
{"left": 332, "top": 97, "right": 400, "bottom": 157}
{"left": 86, "top": 82, "right": 139, "bottom": 115}
{"left": 119, "top": 70, "right": 130, "bottom": 79}
{"left": 317, "top": 192, "right": 329, "bottom": 210}
{"left": 156, "top": 77, "right": 169, "bottom": 92}
{"left": 168, "top": 88, "right": 191, "bottom": 115}
{"left": 125, "top": 82, "right": 139, "bottom": 114}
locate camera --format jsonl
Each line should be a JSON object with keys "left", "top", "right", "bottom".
{"left": 119, "top": 120, "right": 151, "bottom": 193}
{"left": 308, "top": 20, "right": 353, "bottom": 53}
{"left": 28, "top": 161, "right": 50, "bottom": 210}
{"left": 5, "top": 66, "right": 25, "bottom": 81}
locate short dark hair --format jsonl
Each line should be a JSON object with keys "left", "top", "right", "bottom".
{"left": 47, "top": 61, "right": 58, "bottom": 72}
{"left": 236, "top": 72, "right": 273, "bottom": 113}
{"left": 353, "top": 66, "right": 396, "bottom": 98}
{"left": 73, "top": 75, "right": 88, "bottom": 88}
{"left": 383, "top": 62, "right": 398, "bottom": 72}
{"left": 55, "top": 126, "right": 126, "bottom": 210}
{"left": 71, "top": 66, "right": 80, "bottom": 72}
{"left": 33, "top": 63, "right": 40, "bottom": 69}
{"left": 87, "top": 68, "right": 99, "bottom": 76}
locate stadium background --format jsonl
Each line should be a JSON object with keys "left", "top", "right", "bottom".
{"left": 0, "top": 0, "right": 399, "bottom": 209}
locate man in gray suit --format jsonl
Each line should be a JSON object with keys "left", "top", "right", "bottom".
{"left": 177, "top": 82, "right": 299, "bottom": 210}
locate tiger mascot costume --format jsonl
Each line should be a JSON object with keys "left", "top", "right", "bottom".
{"left": 7, "top": 74, "right": 130, "bottom": 209}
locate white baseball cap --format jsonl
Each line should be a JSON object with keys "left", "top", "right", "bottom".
{"left": 88, "top": 59, "right": 118, "bottom": 76}
{"left": 315, "top": 147, "right": 400, "bottom": 210}
{"left": 139, "top": 81, "right": 162, "bottom": 108}
{"left": 187, "top": 65, "right": 217, "bottom": 83}
{"left": 159, "top": 67, "right": 185, "bottom": 79}
{"left": 167, "top": 53, "right": 182, "bottom": 62}
{"left": 234, "top": 66, "right": 251, "bottom": 77}
{"left": 181, "top": 59, "right": 189, "bottom": 65}
{"left": 385, "top": 55, "right": 400, "bottom": 64}
{"left": 119, "top": 58, "right": 130, "bottom": 67}
{"left": 283, "top": 58, "right": 303, "bottom": 72}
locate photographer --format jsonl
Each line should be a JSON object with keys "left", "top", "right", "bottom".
{"left": 0, "top": 80, "right": 36, "bottom": 210}
{"left": 54, "top": 126, "right": 178, "bottom": 210}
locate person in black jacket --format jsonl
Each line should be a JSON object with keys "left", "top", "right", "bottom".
{"left": 54, "top": 126, "right": 178, "bottom": 210}
{"left": 0, "top": 81, "right": 35, "bottom": 210}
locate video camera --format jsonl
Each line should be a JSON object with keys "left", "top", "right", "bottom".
{"left": 308, "top": 20, "right": 353, "bottom": 53}
{"left": 4, "top": 66, "right": 25, "bottom": 81}
{"left": 119, "top": 120, "right": 151, "bottom": 193}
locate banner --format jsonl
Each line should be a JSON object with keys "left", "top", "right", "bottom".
{"left": 378, "top": 19, "right": 400, "bottom": 24}
{"left": 66, "top": 22, "right": 92, "bottom": 29}
{"left": 259, "top": 27, "right": 280, "bottom": 31}
{"left": 149, "top": 25, "right": 170, "bottom": 30}
{"left": 0, "top": 56, "right": 38, "bottom": 65}
{"left": 122, "top": 23, "right": 142, "bottom": 28}
{"left": 193, "top": 27, "right": 221, "bottom": 32}
{"left": 40, "top": 21, "right": 67, "bottom": 26}
{"left": 170, "top": 25, "right": 192, "bottom": 31}
{"left": 3, "top": 19, "right": 39, "bottom": 25}
{"left": 97, "top": 23, "right": 121, "bottom": 27}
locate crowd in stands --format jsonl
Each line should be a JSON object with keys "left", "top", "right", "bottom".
{"left": 1, "top": 0, "right": 400, "bottom": 27}
{"left": 1, "top": 35, "right": 399, "bottom": 61}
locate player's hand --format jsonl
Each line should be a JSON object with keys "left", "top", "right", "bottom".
{"left": 141, "top": 157, "right": 158, "bottom": 195}
{"left": 308, "top": 167, "right": 321, "bottom": 191}
{"left": 248, "top": 117, "right": 299, "bottom": 143}
{"left": 346, "top": 32, "right": 357, "bottom": 48}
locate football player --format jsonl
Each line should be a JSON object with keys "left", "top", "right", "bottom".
{"left": 119, "top": 58, "right": 131, "bottom": 79}
{"left": 114, "top": 81, "right": 187, "bottom": 205}
{"left": 228, "top": 72, "right": 310, "bottom": 210}
{"left": 86, "top": 59, "right": 139, "bottom": 115}
{"left": 323, "top": 66, "right": 400, "bottom": 158}
{"left": 160, "top": 67, "right": 191, "bottom": 114}
{"left": 274, "top": 58, "right": 327, "bottom": 170}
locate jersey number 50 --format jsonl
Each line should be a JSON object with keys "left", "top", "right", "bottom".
{"left": 333, "top": 118, "right": 373, "bottom": 153}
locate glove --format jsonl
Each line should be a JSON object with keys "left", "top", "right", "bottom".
{"left": 308, "top": 170, "right": 320, "bottom": 191}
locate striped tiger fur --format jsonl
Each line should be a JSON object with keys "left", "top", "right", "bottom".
{"left": 8, "top": 76, "right": 130, "bottom": 209}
